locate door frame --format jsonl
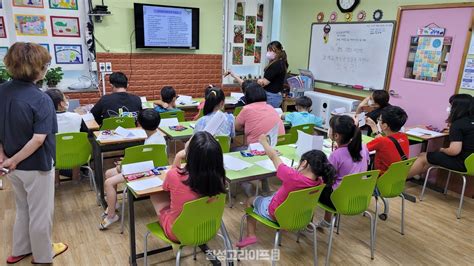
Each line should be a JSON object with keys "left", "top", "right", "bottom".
{"left": 386, "top": 2, "right": 474, "bottom": 94}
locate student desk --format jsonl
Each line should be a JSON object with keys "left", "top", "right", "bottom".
{"left": 404, "top": 125, "right": 449, "bottom": 153}
{"left": 125, "top": 173, "right": 232, "bottom": 266}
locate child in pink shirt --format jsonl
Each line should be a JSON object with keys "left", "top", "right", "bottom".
{"left": 235, "top": 83, "right": 284, "bottom": 144}
{"left": 236, "top": 134, "right": 336, "bottom": 248}
{"left": 149, "top": 131, "right": 226, "bottom": 242}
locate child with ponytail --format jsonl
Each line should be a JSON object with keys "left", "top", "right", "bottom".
{"left": 318, "top": 115, "right": 370, "bottom": 227}
{"left": 194, "top": 87, "right": 235, "bottom": 137}
{"left": 236, "top": 134, "right": 335, "bottom": 248}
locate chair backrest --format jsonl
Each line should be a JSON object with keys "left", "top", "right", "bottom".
{"left": 56, "top": 132, "right": 92, "bottom": 170}
{"left": 464, "top": 154, "right": 474, "bottom": 175}
{"left": 215, "top": 135, "right": 230, "bottom": 153}
{"left": 172, "top": 194, "right": 226, "bottom": 246}
{"left": 377, "top": 158, "right": 416, "bottom": 198}
{"left": 289, "top": 123, "right": 314, "bottom": 143}
{"left": 331, "top": 170, "right": 380, "bottom": 216}
{"left": 122, "top": 144, "right": 168, "bottom": 167}
{"left": 277, "top": 133, "right": 294, "bottom": 145}
{"left": 233, "top": 106, "right": 243, "bottom": 117}
{"left": 160, "top": 110, "right": 185, "bottom": 122}
{"left": 100, "top": 116, "right": 136, "bottom": 130}
{"left": 274, "top": 184, "right": 325, "bottom": 231}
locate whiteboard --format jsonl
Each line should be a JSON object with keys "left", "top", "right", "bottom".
{"left": 308, "top": 22, "right": 395, "bottom": 90}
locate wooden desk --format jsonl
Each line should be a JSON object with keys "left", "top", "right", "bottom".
{"left": 404, "top": 125, "right": 449, "bottom": 152}
{"left": 85, "top": 119, "right": 100, "bottom": 131}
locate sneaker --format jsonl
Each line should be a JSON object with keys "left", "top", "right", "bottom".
{"left": 99, "top": 215, "right": 119, "bottom": 230}
{"left": 317, "top": 219, "right": 331, "bottom": 228}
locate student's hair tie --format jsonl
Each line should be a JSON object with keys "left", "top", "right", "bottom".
{"left": 210, "top": 90, "right": 217, "bottom": 96}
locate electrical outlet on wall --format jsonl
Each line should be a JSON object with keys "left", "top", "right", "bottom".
{"left": 105, "top": 62, "right": 112, "bottom": 72}
{"left": 99, "top": 62, "right": 106, "bottom": 72}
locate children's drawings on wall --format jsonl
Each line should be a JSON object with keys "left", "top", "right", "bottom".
{"left": 413, "top": 37, "right": 443, "bottom": 78}
{"left": 254, "top": 46, "right": 261, "bottom": 63}
{"left": 14, "top": 15, "right": 48, "bottom": 36}
{"left": 51, "top": 16, "right": 80, "bottom": 37}
{"left": 0, "top": 47, "right": 8, "bottom": 66}
{"left": 245, "top": 38, "right": 255, "bottom": 56}
{"left": 54, "top": 44, "right": 83, "bottom": 64}
{"left": 257, "top": 3, "right": 264, "bottom": 22}
{"left": 0, "top": 17, "right": 6, "bottom": 38}
{"left": 232, "top": 47, "right": 243, "bottom": 65}
{"left": 246, "top": 16, "right": 256, "bottom": 34}
{"left": 234, "top": 1, "right": 245, "bottom": 21}
{"left": 13, "top": 0, "right": 43, "bottom": 8}
{"left": 234, "top": 25, "right": 244, "bottom": 43}
{"left": 49, "top": 0, "right": 78, "bottom": 10}
{"left": 256, "top": 26, "right": 263, "bottom": 43}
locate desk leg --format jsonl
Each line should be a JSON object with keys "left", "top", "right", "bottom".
{"left": 92, "top": 140, "right": 106, "bottom": 208}
{"left": 128, "top": 189, "right": 137, "bottom": 266}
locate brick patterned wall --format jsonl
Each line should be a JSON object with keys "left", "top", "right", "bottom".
{"left": 66, "top": 52, "right": 238, "bottom": 104}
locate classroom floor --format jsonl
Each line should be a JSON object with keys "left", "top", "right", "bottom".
{"left": 1, "top": 174, "right": 473, "bottom": 266}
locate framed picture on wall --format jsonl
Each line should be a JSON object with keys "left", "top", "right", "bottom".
{"left": 49, "top": 0, "right": 78, "bottom": 10}
{"left": 0, "top": 47, "right": 8, "bottom": 66}
{"left": 50, "top": 16, "right": 80, "bottom": 37}
{"left": 39, "top": 43, "right": 50, "bottom": 52}
{"left": 54, "top": 44, "right": 83, "bottom": 64}
{"left": 0, "top": 17, "right": 6, "bottom": 38}
{"left": 13, "top": 0, "right": 44, "bottom": 8}
{"left": 14, "top": 15, "right": 48, "bottom": 36}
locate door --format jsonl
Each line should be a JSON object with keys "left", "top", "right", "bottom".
{"left": 388, "top": 6, "right": 473, "bottom": 129}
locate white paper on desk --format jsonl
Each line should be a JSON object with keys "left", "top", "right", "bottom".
{"left": 409, "top": 127, "right": 442, "bottom": 137}
{"left": 255, "top": 157, "right": 293, "bottom": 171}
{"left": 223, "top": 154, "right": 253, "bottom": 171}
{"left": 225, "top": 98, "right": 238, "bottom": 105}
{"left": 160, "top": 118, "right": 179, "bottom": 128}
{"left": 140, "top": 96, "right": 147, "bottom": 102}
{"left": 231, "top": 92, "right": 244, "bottom": 100}
{"left": 96, "top": 133, "right": 122, "bottom": 141}
{"left": 115, "top": 126, "right": 135, "bottom": 138}
{"left": 81, "top": 113, "right": 95, "bottom": 122}
{"left": 405, "top": 130, "right": 425, "bottom": 137}
{"left": 189, "top": 123, "right": 196, "bottom": 129}
{"left": 128, "top": 128, "right": 147, "bottom": 138}
{"left": 267, "top": 124, "right": 279, "bottom": 148}
{"left": 248, "top": 143, "right": 265, "bottom": 152}
{"left": 296, "top": 131, "right": 323, "bottom": 156}
{"left": 274, "top": 108, "right": 283, "bottom": 116}
{"left": 357, "top": 112, "right": 366, "bottom": 128}
{"left": 122, "top": 160, "right": 155, "bottom": 176}
{"left": 203, "top": 111, "right": 226, "bottom": 136}
{"left": 142, "top": 102, "right": 154, "bottom": 109}
{"left": 128, "top": 177, "right": 163, "bottom": 192}
{"left": 333, "top": 107, "right": 346, "bottom": 114}
{"left": 177, "top": 95, "right": 193, "bottom": 105}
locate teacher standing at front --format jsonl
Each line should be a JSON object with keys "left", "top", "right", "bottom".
{"left": 257, "top": 41, "right": 288, "bottom": 108}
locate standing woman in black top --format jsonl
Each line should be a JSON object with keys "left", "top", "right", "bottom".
{"left": 257, "top": 41, "right": 289, "bottom": 108}
{"left": 0, "top": 42, "right": 67, "bottom": 264}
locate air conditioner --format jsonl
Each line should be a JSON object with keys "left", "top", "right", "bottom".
{"left": 304, "top": 91, "right": 361, "bottom": 129}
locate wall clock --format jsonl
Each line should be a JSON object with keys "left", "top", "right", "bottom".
{"left": 337, "top": 0, "right": 360, "bottom": 13}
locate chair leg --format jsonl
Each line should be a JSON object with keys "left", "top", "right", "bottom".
{"left": 144, "top": 231, "right": 150, "bottom": 266}
{"left": 309, "top": 222, "right": 318, "bottom": 266}
{"left": 374, "top": 197, "right": 378, "bottom": 246}
{"left": 457, "top": 176, "right": 467, "bottom": 219}
{"left": 400, "top": 193, "right": 405, "bottom": 235}
{"left": 364, "top": 211, "right": 375, "bottom": 260}
{"left": 227, "top": 183, "right": 233, "bottom": 208}
{"left": 296, "top": 231, "right": 301, "bottom": 243}
{"left": 120, "top": 188, "right": 127, "bottom": 234}
{"left": 193, "top": 246, "right": 197, "bottom": 260}
{"left": 238, "top": 214, "right": 247, "bottom": 252}
{"left": 220, "top": 221, "right": 233, "bottom": 261}
{"left": 443, "top": 171, "right": 452, "bottom": 195}
{"left": 336, "top": 214, "right": 341, "bottom": 235}
{"left": 272, "top": 230, "right": 280, "bottom": 266}
{"left": 176, "top": 247, "right": 182, "bottom": 266}
{"left": 420, "top": 166, "right": 436, "bottom": 201}
{"left": 255, "top": 182, "right": 259, "bottom": 196}
{"left": 325, "top": 215, "right": 337, "bottom": 266}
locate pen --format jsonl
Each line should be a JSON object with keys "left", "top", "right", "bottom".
{"left": 291, "top": 159, "right": 294, "bottom": 168}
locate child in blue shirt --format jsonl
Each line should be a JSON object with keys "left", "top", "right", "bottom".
{"left": 282, "top": 96, "right": 323, "bottom": 127}
{"left": 154, "top": 86, "right": 180, "bottom": 113}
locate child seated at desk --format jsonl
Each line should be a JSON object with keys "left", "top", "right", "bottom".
{"left": 154, "top": 86, "right": 179, "bottom": 113}
{"left": 409, "top": 94, "right": 474, "bottom": 176}
{"left": 236, "top": 134, "right": 334, "bottom": 248}
{"left": 194, "top": 87, "right": 235, "bottom": 137}
{"left": 281, "top": 96, "right": 323, "bottom": 127}
{"left": 356, "top": 90, "right": 390, "bottom": 135}
{"left": 193, "top": 84, "right": 214, "bottom": 120}
{"left": 99, "top": 109, "right": 166, "bottom": 230}
{"left": 318, "top": 115, "right": 369, "bottom": 228}
{"left": 149, "top": 131, "right": 226, "bottom": 242}
{"left": 235, "top": 80, "right": 253, "bottom": 107}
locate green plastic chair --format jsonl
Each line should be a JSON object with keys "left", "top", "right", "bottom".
{"left": 276, "top": 133, "right": 294, "bottom": 145}
{"left": 375, "top": 158, "right": 416, "bottom": 236}
{"left": 215, "top": 135, "right": 231, "bottom": 153}
{"left": 289, "top": 123, "right": 315, "bottom": 143}
{"left": 233, "top": 106, "right": 243, "bottom": 117}
{"left": 420, "top": 153, "right": 474, "bottom": 219}
{"left": 160, "top": 110, "right": 185, "bottom": 122}
{"left": 239, "top": 185, "right": 325, "bottom": 266}
{"left": 144, "top": 194, "right": 230, "bottom": 266}
{"left": 318, "top": 170, "right": 380, "bottom": 265}
{"left": 120, "top": 144, "right": 168, "bottom": 234}
{"left": 56, "top": 132, "right": 98, "bottom": 201}
{"left": 100, "top": 116, "right": 136, "bottom": 130}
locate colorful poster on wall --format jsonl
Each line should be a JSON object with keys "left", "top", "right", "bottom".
{"left": 246, "top": 16, "right": 256, "bottom": 34}
{"left": 234, "top": 2, "right": 245, "bottom": 21}
{"left": 54, "top": 44, "right": 83, "bottom": 64}
{"left": 245, "top": 38, "right": 255, "bottom": 56}
{"left": 14, "top": 15, "right": 48, "bottom": 36}
{"left": 39, "top": 43, "right": 50, "bottom": 52}
{"left": 412, "top": 37, "right": 443, "bottom": 78}
{"left": 254, "top": 46, "right": 261, "bottom": 63}
{"left": 0, "top": 47, "right": 7, "bottom": 66}
{"left": 461, "top": 56, "right": 474, "bottom": 90}
{"left": 232, "top": 47, "right": 243, "bottom": 65}
{"left": 234, "top": 25, "right": 244, "bottom": 43}
{"left": 257, "top": 3, "right": 264, "bottom": 22}
{"left": 50, "top": 16, "right": 80, "bottom": 37}
{"left": 13, "top": 0, "right": 43, "bottom": 8}
{"left": 0, "top": 17, "right": 6, "bottom": 38}
{"left": 49, "top": 0, "right": 78, "bottom": 10}
{"left": 256, "top": 26, "right": 263, "bottom": 43}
